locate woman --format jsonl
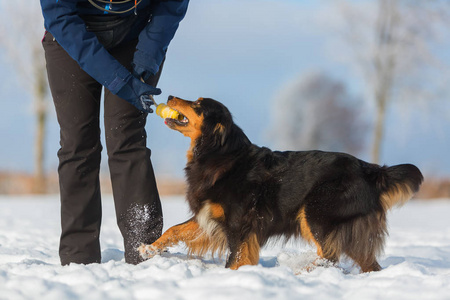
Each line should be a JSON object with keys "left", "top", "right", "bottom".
{"left": 40, "top": 0, "right": 189, "bottom": 265}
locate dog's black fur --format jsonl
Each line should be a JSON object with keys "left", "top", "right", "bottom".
{"left": 141, "top": 97, "right": 424, "bottom": 272}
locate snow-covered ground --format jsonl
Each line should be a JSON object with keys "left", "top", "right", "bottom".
{"left": 0, "top": 195, "right": 449, "bottom": 300}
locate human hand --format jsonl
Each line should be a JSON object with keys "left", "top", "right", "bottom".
{"left": 132, "top": 64, "right": 153, "bottom": 82}
{"left": 116, "top": 75, "right": 161, "bottom": 113}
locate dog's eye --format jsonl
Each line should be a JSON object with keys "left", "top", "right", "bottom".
{"left": 193, "top": 101, "right": 201, "bottom": 107}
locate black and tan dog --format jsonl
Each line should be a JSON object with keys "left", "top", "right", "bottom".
{"left": 139, "top": 96, "right": 423, "bottom": 272}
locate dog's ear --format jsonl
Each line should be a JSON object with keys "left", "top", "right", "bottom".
{"left": 214, "top": 123, "right": 227, "bottom": 146}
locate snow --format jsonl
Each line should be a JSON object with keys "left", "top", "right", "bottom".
{"left": 0, "top": 195, "right": 449, "bottom": 300}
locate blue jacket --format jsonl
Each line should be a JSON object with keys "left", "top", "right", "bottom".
{"left": 40, "top": 0, "right": 189, "bottom": 94}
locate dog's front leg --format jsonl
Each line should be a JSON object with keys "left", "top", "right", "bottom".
{"left": 225, "top": 233, "right": 260, "bottom": 270}
{"left": 138, "top": 218, "right": 200, "bottom": 259}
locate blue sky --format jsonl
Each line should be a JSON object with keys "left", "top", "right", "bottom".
{"left": 0, "top": 0, "right": 449, "bottom": 179}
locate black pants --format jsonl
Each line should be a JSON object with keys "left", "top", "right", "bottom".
{"left": 42, "top": 31, "right": 163, "bottom": 265}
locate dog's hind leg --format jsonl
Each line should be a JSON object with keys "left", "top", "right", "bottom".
{"left": 317, "top": 212, "right": 387, "bottom": 273}
{"left": 138, "top": 218, "right": 201, "bottom": 259}
{"left": 298, "top": 208, "right": 337, "bottom": 261}
{"left": 225, "top": 233, "right": 260, "bottom": 270}
{"left": 344, "top": 241, "right": 382, "bottom": 272}
{"left": 341, "top": 212, "right": 387, "bottom": 272}
{"left": 298, "top": 208, "right": 339, "bottom": 269}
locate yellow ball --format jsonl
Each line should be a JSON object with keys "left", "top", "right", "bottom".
{"left": 156, "top": 104, "right": 182, "bottom": 120}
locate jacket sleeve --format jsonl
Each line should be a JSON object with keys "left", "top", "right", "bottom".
{"left": 133, "top": 0, "right": 189, "bottom": 76}
{"left": 40, "top": 0, "right": 132, "bottom": 94}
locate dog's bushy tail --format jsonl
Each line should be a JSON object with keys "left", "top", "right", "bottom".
{"left": 317, "top": 163, "right": 423, "bottom": 272}
{"left": 376, "top": 164, "right": 424, "bottom": 211}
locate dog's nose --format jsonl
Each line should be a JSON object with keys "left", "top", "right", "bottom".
{"left": 168, "top": 95, "right": 174, "bottom": 100}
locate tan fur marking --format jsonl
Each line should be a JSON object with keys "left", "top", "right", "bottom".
{"left": 186, "top": 132, "right": 201, "bottom": 162}
{"left": 182, "top": 114, "right": 203, "bottom": 163}
{"left": 166, "top": 97, "right": 204, "bottom": 163}
{"left": 229, "top": 234, "right": 260, "bottom": 270}
{"left": 321, "top": 231, "right": 341, "bottom": 261}
{"left": 214, "top": 123, "right": 225, "bottom": 134}
{"left": 185, "top": 231, "right": 228, "bottom": 258}
{"left": 141, "top": 211, "right": 228, "bottom": 260}
{"left": 209, "top": 203, "right": 225, "bottom": 220}
{"left": 149, "top": 220, "right": 201, "bottom": 252}
{"left": 297, "top": 208, "right": 324, "bottom": 258}
{"left": 380, "top": 183, "right": 413, "bottom": 211}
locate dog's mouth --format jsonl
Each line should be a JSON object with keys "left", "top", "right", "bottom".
{"left": 164, "top": 108, "right": 189, "bottom": 127}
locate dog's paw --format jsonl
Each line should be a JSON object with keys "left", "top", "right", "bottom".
{"left": 138, "top": 243, "right": 164, "bottom": 259}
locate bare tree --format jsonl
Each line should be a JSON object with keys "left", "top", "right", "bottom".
{"left": 270, "top": 71, "right": 368, "bottom": 156}
{"left": 0, "top": 1, "right": 49, "bottom": 193}
{"left": 336, "top": 0, "right": 450, "bottom": 163}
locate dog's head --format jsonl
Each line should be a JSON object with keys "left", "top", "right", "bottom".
{"left": 164, "top": 96, "right": 233, "bottom": 146}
